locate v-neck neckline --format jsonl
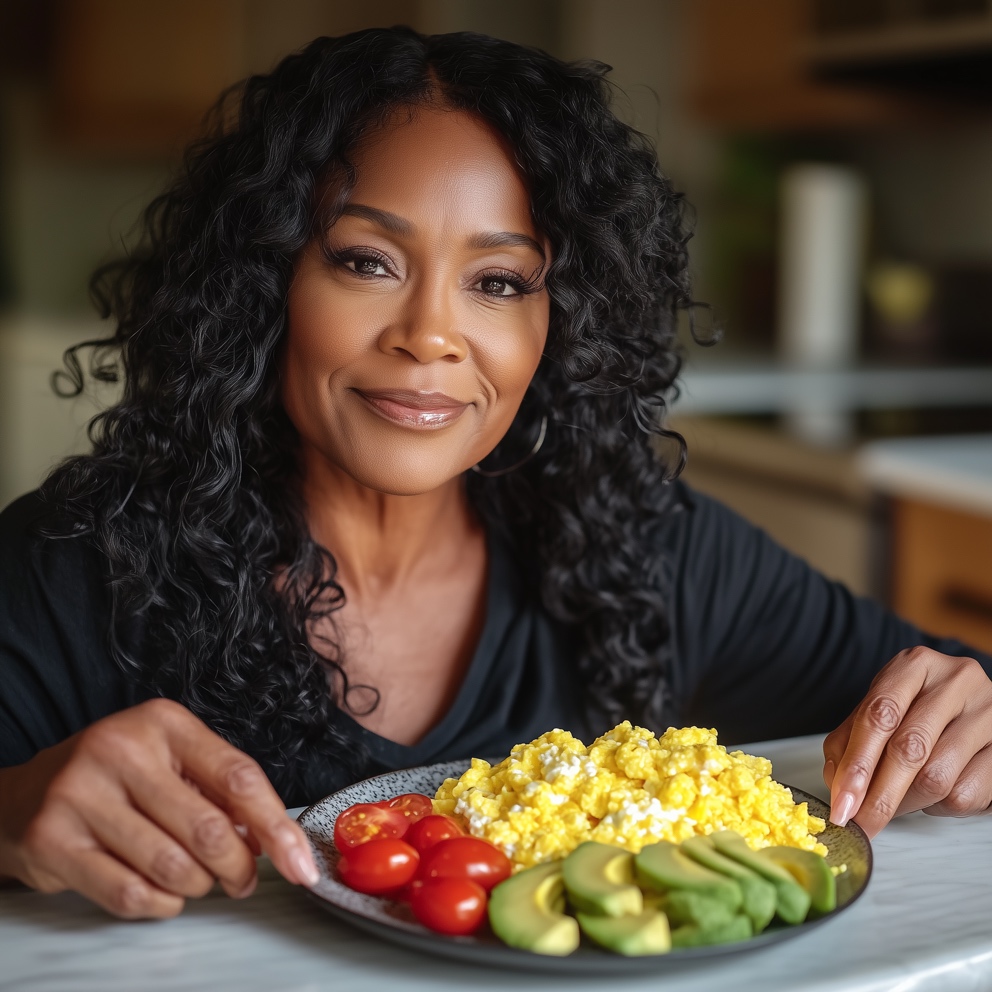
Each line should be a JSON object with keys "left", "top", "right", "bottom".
{"left": 333, "top": 530, "right": 519, "bottom": 767}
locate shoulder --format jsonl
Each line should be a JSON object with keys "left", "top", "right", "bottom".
{"left": 0, "top": 490, "right": 104, "bottom": 592}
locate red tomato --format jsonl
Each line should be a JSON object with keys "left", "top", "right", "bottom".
{"left": 409, "top": 877, "right": 488, "bottom": 936}
{"left": 336, "top": 839, "right": 419, "bottom": 895}
{"left": 334, "top": 803, "right": 408, "bottom": 851}
{"left": 404, "top": 814, "right": 464, "bottom": 854}
{"left": 376, "top": 793, "right": 434, "bottom": 822}
{"left": 418, "top": 836, "right": 512, "bottom": 892}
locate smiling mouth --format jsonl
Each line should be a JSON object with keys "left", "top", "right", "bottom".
{"left": 354, "top": 389, "right": 470, "bottom": 429}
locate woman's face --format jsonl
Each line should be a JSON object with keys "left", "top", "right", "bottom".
{"left": 282, "top": 103, "right": 550, "bottom": 497}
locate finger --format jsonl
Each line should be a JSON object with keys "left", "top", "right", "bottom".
{"left": 125, "top": 770, "right": 258, "bottom": 898}
{"left": 236, "top": 824, "right": 263, "bottom": 858}
{"left": 850, "top": 682, "right": 967, "bottom": 837}
{"left": 163, "top": 717, "right": 318, "bottom": 886}
{"left": 895, "top": 714, "right": 990, "bottom": 817}
{"left": 61, "top": 846, "right": 185, "bottom": 920}
{"left": 923, "top": 744, "right": 992, "bottom": 818}
{"left": 85, "top": 800, "right": 216, "bottom": 899}
{"left": 829, "top": 653, "right": 928, "bottom": 828}
{"left": 822, "top": 711, "right": 855, "bottom": 789}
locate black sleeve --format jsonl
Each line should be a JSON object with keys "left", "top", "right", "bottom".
{"left": 665, "top": 485, "right": 992, "bottom": 743}
{"left": 0, "top": 492, "right": 138, "bottom": 767}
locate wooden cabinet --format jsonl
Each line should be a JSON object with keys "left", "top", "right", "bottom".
{"left": 687, "top": 0, "right": 923, "bottom": 130}
{"left": 891, "top": 498, "right": 992, "bottom": 654}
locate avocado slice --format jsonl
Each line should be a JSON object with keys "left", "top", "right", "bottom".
{"left": 760, "top": 846, "right": 837, "bottom": 914}
{"left": 576, "top": 909, "right": 671, "bottom": 956}
{"left": 670, "top": 914, "right": 753, "bottom": 949}
{"left": 680, "top": 835, "right": 777, "bottom": 932}
{"left": 562, "top": 841, "right": 643, "bottom": 918}
{"left": 708, "top": 831, "right": 811, "bottom": 924}
{"left": 658, "top": 889, "right": 737, "bottom": 929}
{"left": 634, "top": 841, "right": 743, "bottom": 914}
{"left": 488, "top": 862, "right": 580, "bottom": 956}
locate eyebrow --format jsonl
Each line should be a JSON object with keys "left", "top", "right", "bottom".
{"left": 339, "top": 203, "right": 545, "bottom": 259}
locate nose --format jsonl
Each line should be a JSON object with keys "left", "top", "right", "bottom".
{"left": 377, "top": 277, "right": 468, "bottom": 364}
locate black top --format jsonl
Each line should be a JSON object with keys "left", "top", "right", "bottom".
{"left": 2, "top": 486, "right": 989, "bottom": 807}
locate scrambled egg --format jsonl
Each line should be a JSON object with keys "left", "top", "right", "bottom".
{"left": 434, "top": 723, "right": 827, "bottom": 868}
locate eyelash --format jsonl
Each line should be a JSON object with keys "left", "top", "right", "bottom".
{"left": 324, "top": 246, "right": 541, "bottom": 299}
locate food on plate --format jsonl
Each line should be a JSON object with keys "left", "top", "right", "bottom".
{"left": 433, "top": 723, "right": 827, "bottom": 869}
{"left": 561, "top": 842, "right": 642, "bottom": 917}
{"left": 404, "top": 814, "right": 464, "bottom": 853}
{"left": 409, "top": 877, "right": 488, "bottom": 935}
{"left": 417, "top": 836, "right": 513, "bottom": 892}
{"left": 485, "top": 829, "right": 834, "bottom": 956}
{"left": 759, "top": 845, "right": 837, "bottom": 914}
{"left": 336, "top": 837, "right": 420, "bottom": 895}
{"left": 634, "top": 840, "right": 742, "bottom": 913}
{"left": 332, "top": 798, "right": 509, "bottom": 935}
{"left": 678, "top": 835, "right": 777, "bottom": 931}
{"left": 333, "top": 792, "right": 433, "bottom": 850}
{"left": 575, "top": 907, "right": 671, "bottom": 956}
{"left": 487, "top": 861, "right": 580, "bottom": 955}
{"left": 708, "top": 831, "right": 810, "bottom": 924}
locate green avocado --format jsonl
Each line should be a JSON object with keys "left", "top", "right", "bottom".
{"left": 488, "top": 862, "right": 580, "bottom": 956}
{"left": 562, "top": 841, "right": 643, "bottom": 918}
{"left": 760, "top": 846, "right": 837, "bottom": 914}
{"left": 576, "top": 909, "right": 671, "bottom": 956}
{"left": 708, "top": 831, "right": 811, "bottom": 924}
{"left": 680, "top": 835, "right": 777, "bottom": 932}
{"left": 657, "top": 888, "right": 737, "bottom": 929}
{"left": 634, "top": 841, "right": 743, "bottom": 914}
{"left": 670, "top": 914, "right": 753, "bottom": 949}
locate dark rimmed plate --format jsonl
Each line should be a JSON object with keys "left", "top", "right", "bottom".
{"left": 298, "top": 761, "right": 872, "bottom": 974}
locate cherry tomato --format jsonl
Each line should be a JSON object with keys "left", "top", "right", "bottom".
{"left": 336, "top": 838, "right": 420, "bottom": 895}
{"left": 376, "top": 793, "right": 434, "bottom": 822}
{"left": 404, "top": 814, "right": 464, "bottom": 854}
{"left": 409, "top": 877, "right": 488, "bottom": 936}
{"left": 418, "top": 836, "right": 512, "bottom": 892}
{"left": 334, "top": 803, "right": 408, "bottom": 851}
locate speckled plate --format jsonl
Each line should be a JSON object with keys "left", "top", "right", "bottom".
{"left": 298, "top": 762, "right": 872, "bottom": 974}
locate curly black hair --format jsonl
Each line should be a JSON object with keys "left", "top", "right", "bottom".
{"left": 42, "top": 27, "right": 695, "bottom": 798}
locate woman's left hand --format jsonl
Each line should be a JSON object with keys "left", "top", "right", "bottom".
{"left": 822, "top": 647, "right": 992, "bottom": 838}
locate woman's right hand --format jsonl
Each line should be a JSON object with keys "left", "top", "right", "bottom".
{"left": 0, "top": 698, "right": 319, "bottom": 918}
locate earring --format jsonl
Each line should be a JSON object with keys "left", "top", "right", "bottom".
{"left": 470, "top": 415, "right": 548, "bottom": 478}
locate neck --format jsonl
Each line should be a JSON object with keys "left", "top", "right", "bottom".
{"left": 298, "top": 443, "right": 479, "bottom": 600}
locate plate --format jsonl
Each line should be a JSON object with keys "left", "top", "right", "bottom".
{"left": 298, "top": 761, "right": 872, "bottom": 974}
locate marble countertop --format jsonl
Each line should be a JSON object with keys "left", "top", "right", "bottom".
{"left": 858, "top": 434, "right": 992, "bottom": 517}
{"left": 3, "top": 734, "right": 991, "bottom": 992}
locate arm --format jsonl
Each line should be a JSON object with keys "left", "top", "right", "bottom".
{"left": 0, "top": 699, "right": 318, "bottom": 917}
{"left": 668, "top": 486, "right": 992, "bottom": 834}
{"left": 0, "top": 495, "right": 317, "bottom": 915}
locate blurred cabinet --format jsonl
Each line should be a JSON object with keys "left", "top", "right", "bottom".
{"left": 50, "top": 0, "right": 419, "bottom": 157}
{"left": 687, "top": 0, "right": 921, "bottom": 130}
{"left": 674, "top": 416, "right": 876, "bottom": 596}
{"left": 53, "top": 0, "right": 245, "bottom": 156}
{"left": 891, "top": 498, "right": 992, "bottom": 654}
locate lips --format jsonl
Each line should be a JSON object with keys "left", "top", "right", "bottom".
{"left": 354, "top": 388, "right": 470, "bottom": 429}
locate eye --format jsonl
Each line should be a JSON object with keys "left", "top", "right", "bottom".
{"left": 474, "top": 272, "right": 526, "bottom": 298}
{"left": 327, "top": 247, "right": 394, "bottom": 279}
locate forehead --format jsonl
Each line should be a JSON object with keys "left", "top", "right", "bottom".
{"left": 341, "top": 103, "right": 538, "bottom": 235}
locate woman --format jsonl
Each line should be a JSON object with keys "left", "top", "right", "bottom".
{"left": 1, "top": 28, "right": 990, "bottom": 920}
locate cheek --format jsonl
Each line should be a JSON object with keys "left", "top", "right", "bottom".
{"left": 475, "top": 301, "right": 549, "bottom": 409}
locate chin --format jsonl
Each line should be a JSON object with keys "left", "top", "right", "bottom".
{"left": 345, "top": 450, "right": 469, "bottom": 496}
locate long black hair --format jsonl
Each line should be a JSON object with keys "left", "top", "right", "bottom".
{"left": 42, "top": 27, "right": 695, "bottom": 797}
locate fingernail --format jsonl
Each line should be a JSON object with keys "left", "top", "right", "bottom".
{"left": 295, "top": 847, "right": 320, "bottom": 887}
{"left": 831, "top": 791, "right": 855, "bottom": 827}
{"left": 235, "top": 874, "right": 257, "bottom": 899}
{"left": 823, "top": 759, "right": 836, "bottom": 788}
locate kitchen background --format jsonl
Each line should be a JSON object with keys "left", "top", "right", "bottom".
{"left": 1, "top": 0, "right": 991, "bottom": 650}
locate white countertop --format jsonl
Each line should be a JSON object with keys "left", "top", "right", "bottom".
{"left": 858, "top": 433, "right": 992, "bottom": 517}
{"left": 3, "top": 734, "right": 992, "bottom": 992}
